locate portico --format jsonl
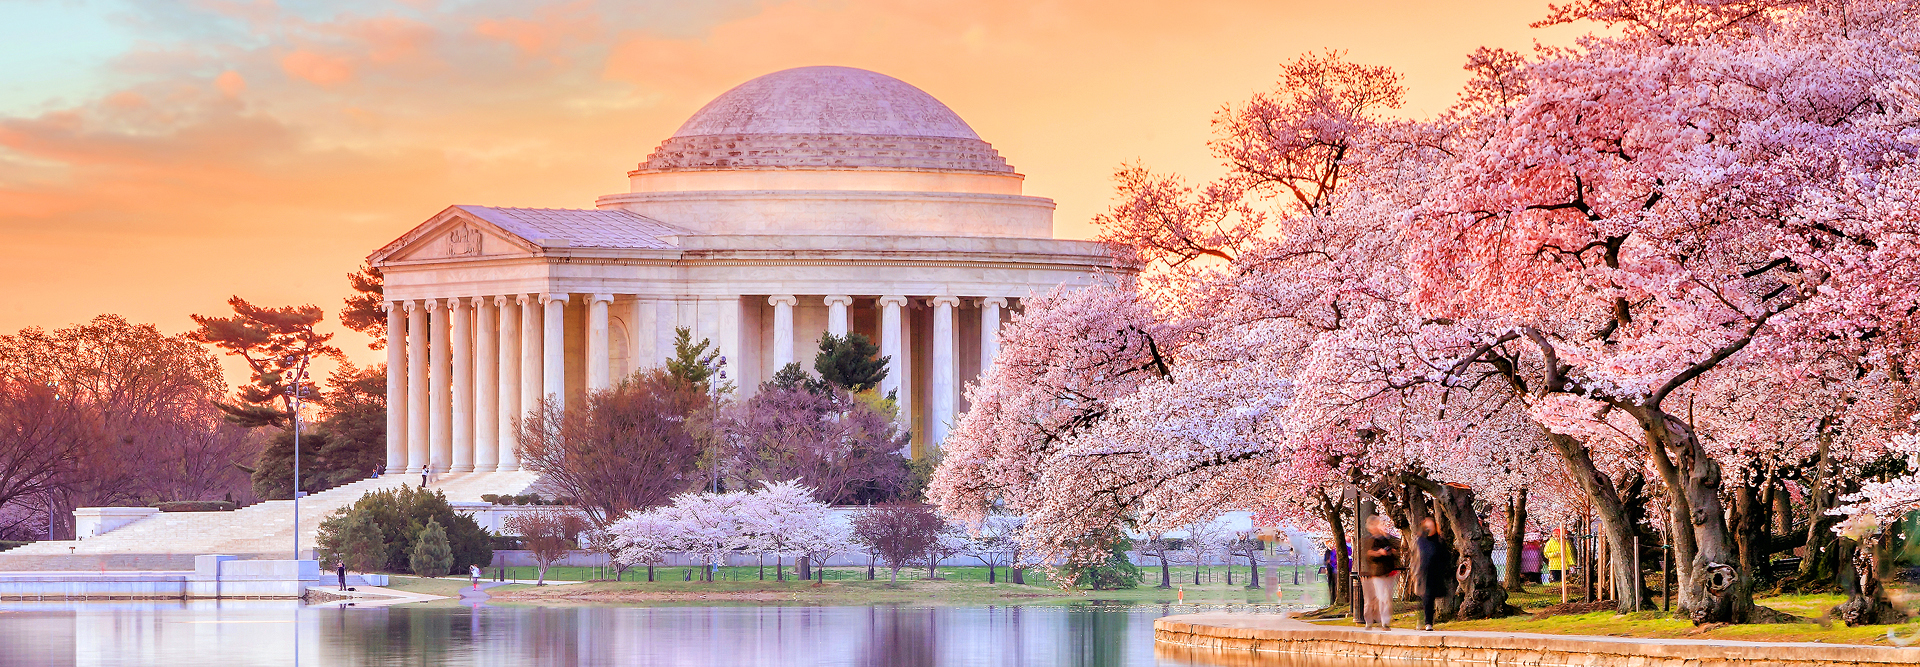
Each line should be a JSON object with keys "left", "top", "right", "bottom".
{"left": 368, "top": 66, "right": 1118, "bottom": 475}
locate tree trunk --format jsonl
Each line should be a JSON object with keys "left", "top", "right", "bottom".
{"left": 1789, "top": 431, "right": 1843, "bottom": 593}
{"left": 1647, "top": 412, "right": 1749, "bottom": 624}
{"left": 1409, "top": 475, "right": 1511, "bottom": 619}
{"left": 1247, "top": 554, "right": 1262, "bottom": 590}
{"left": 776, "top": 556, "right": 785, "bottom": 582}
{"left": 1732, "top": 482, "right": 1768, "bottom": 588}
{"left": 1406, "top": 480, "right": 1430, "bottom": 602}
{"left": 1832, "top": 534, "right": 1904, "bottom": 626}
{"left": 1505, "top": 489, "right": 1528, "bottom": 592}
{"left": 1321, "top": 490, "right": 1352, "bottom": 607}
{"left": 988, "top": 563, "right": 996, "bottom": 583}
{"left": 1011, "top": 566, "right": 1025, "bottom": 585}
{"left": 647, "top": 564, "right": 654, "bottom": 582}
{"left": 1543, "top": 430, "right": 1648, "bottom": 611}
{"left": 799, "top": 556, "right": 811, "bottom": 581}
{"left": 1158, "top": 557, "right": 1171, "bottom": 588}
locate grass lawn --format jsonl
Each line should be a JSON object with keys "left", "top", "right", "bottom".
{"left": 472, "top": 565, "right": 1332, "bottom": 607}
{"left": 1304, "top": 583, "right": 1920, "bottom": 647}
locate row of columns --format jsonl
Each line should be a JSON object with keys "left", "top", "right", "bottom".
{"left": 384, "top": 294, "right": 578, "bottom": 475}
{"left": 765, "top": 294, "right": 1006, "bottom": 448}
{"left": 381, "top": 292, "right": 1011, "bottom": 475}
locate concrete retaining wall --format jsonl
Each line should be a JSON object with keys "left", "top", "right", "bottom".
{"left": 1153, "top": 614, "right": 1919, "bottom": 667}
{"left": 0, "top": 555, "right": 319, "bottom": 600}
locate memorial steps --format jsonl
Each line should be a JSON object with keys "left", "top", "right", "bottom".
{"left": 0, "top": 471, "right": 541, "bottom": 571}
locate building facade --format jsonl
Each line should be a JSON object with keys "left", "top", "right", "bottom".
{"left": 369, "top": 66, "right": 1117, "bottom": 475}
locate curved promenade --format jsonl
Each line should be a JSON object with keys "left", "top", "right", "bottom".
{"left": 1154, "top": 612, "right": 1916, "bottom": 667}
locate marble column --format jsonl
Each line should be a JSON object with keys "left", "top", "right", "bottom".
{"left": 497, "top": 296, "right": 521, "bottom": 472}
{"left": 518, "top": 294, "right": 543, "bottom": 448}
{"left": 654, "top": 298, "right": 677, "bottom": 365}
{"left": 930, "top": 296, "right": 959, "bottom": 448}
{"left": 770, "top": 295, "right": 797, "bottom": 369}
{"left": 385, "top": 302, "right": 407, "bottom": 474}
{"left": 542, "top": 293, "right": 569, "bottom": 410}
{"left": 429, "top": 298, "right": 451, "bottom": 474}
{"left": 825, "top": 295, "right": 852, "bottom": 337}
{"left": 979, "top": 297, "right": 1006, "bottom": 374}
{"left": 587, "top": 294, "right": 613, "bottom": 392}
{"left": 879, "top": 295, "right": 908, "bottom": 420}
{"left": 405, "top": 301, "right": 428, "bottom": 475}
{"left": 451, "top": 297, "right": 475, "bottom": 473}
{"left": 474, "top": 297, "right": 498, "bottom": 473}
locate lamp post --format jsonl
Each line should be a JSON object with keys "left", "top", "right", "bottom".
{"left": 287, "top": 357, "right": 312, "bottom": 561}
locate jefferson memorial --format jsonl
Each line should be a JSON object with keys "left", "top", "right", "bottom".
{"left": 370, "top": 66, "right": 1117, "bottom": 475}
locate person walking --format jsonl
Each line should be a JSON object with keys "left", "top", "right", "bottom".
{"left": 1360, "top": 515, "right": 1404, "bottom": 631}
{"left": 1543, "top": 528, "right": 1566, "bottom": 585}
{"left": 421, "top": 463, "right": 431, "bottom": 489}
{"left": 337, "top": 562, "right": 348, "bottom": 591}
{"left": 1521, "top": 536, "right": 1543, "bottom": 584}
{"left": 470, "top": 563, "right": 482, "bottom": 590}
{"left": 1414, "top": 518, "right": 1451, "bottom": 631}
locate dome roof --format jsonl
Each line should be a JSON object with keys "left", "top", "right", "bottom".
{"left": 671, "top": 66, "right": 981, "bottom": 139}
{"left": 636, "top": 66, "right": 1014, "bottom": 175}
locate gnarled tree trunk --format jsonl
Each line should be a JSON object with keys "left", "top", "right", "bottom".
{"left": 1505, "top": 489, "right": 1528, "bottom": 592}
{"left": 1645, "top": 412, "right": 1750, "bottom": 624}
{"left": 1408, "top": 474, "right": 1511, "bottom": 619}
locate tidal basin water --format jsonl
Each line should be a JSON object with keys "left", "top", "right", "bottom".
{"left": 0, "top": 601, "right": 1244, "bottom": 667}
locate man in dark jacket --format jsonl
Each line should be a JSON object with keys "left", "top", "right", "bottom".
{"left": 1415, "top": 517, "right": 1452, "bottom": 631}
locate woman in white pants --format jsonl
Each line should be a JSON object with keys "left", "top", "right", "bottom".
{"left": 1359, "top": 515, "right": 1404, "bottom": 631}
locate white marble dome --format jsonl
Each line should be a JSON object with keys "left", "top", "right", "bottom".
{"left": 636, "top": 66, "right": 1014, "bottom": 174}
{"left": 672, "top": 66, "right": 981, "bottom": 139}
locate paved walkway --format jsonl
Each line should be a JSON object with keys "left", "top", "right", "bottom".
{"left": 1156, "top": 613, "right": 1918, "bottom": 666}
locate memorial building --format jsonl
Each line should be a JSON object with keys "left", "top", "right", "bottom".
{"left": 369, "top": 65, "right": 1117, "bottom": 475}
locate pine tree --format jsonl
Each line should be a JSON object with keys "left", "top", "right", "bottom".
{"left": 814, "top": 332, "right": 888, "bottom": 392}
{"left": 665, "top": 327, "right": 725, "bottom": 389}
{"left": 409, "top": 518, "right": 455, "bottom": 577}
{"left": 337, "top": 512, "right": 386, "bottom": 573}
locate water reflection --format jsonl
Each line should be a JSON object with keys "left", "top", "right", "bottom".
{"left": 0, "top": 601, "right": 1225, "bottom": 667}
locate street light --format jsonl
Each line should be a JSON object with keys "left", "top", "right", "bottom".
{"left": 286, "top": 355, "right": 312, "bottom": 561}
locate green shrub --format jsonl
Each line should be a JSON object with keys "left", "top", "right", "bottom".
{"left": 314, "top": 486, "right": 491, "bottom": 574}
{"left": 480, "top": 494, "right": 500, "bottom": 504}
{"left": 0, "top": 541, "right": 29, "bottom": 552}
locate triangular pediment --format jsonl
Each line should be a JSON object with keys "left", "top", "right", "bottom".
{"left": 370, "top": 206, "right": 541, "bottom": 264}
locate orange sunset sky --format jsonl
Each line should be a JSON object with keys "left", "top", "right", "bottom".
{"left": 0, "top": 0, "right": 1587, "bottom": 375}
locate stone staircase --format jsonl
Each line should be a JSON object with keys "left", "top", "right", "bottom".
{"left": 0, "top": 471, "right": 541, "bottom": 571}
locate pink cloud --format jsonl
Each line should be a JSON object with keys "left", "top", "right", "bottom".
{"left": 281, "top": 50, "right": 354, "bottom": 86}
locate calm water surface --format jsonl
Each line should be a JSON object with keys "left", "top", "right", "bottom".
{"left": 0, "top": 600, "right": 1284, "bottom": 667}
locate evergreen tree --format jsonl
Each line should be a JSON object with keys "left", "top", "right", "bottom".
{"left": 410, "top": 518, "right": 455, "bottom": 577}
{"left": 665, "top": 327, "right": 725, "bottom": 389}
{"left": 762, "top": 362, "right": 824, "bottom": 393}
{"left": 332, "top": 512, "right": 386, "bottom": 573}
{"left": 814, "top": 332, "right": 888, "bottom": 392}
{"left": 1075, "top": 538, "right": 1142, "bottom": 591}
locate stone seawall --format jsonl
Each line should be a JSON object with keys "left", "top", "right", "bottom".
{"left": 1154, "top": 613, "right": 1918, "bottom": 667}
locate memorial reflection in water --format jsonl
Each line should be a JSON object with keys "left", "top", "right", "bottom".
{"left": 0, "top": 602, "right": 1193, "bottom": 667}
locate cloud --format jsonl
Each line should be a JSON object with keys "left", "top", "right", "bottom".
{"left": 0, "top": 0, "right": 1588, "bottom": 375}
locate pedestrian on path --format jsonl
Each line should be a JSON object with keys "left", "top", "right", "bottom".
{"left": 470, "top": 564, "right": 482, "bottom": 590}
{"left": 421, "top": 463, "right": 431, "bottom": 488}
{"left": 338, "top": 562, "right": 348, "bottom": 591}
{"left": 1414, "top": 518, "right": 1451, "bottom": 631}
{"left": 1360, "top": 515, "right": 1403, "bottom": 631}
{"left": 1543, "top": 528, "right": 1566, "bottom": 584}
